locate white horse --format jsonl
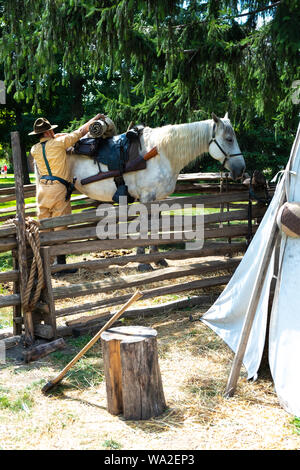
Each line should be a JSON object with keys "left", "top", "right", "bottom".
{"left": 67, "top": 112, "right": 246, "bottom": 271}
{"left": 34, "top": 113, "right": 245, "bottom": 270}
{"left": 69, "top": 113, "right": 245, "bottom": 204}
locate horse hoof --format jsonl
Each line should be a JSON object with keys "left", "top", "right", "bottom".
{"left": 155, "top": 259, "right": 168, "bottom": 268}
{"left": 137, "top": 263, "right": 154, "bottom": 272}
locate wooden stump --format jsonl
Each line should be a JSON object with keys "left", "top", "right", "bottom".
{"left": 101, "top": 326, "right": 166, "bottom": 420}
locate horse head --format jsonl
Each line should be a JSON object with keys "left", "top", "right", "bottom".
{"left": 208, "top": 112, "right": 245, "bottom": 180}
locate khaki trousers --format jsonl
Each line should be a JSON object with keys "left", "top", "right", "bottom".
{"left": 37, "top": 181, "right": 71, "bottom": 231}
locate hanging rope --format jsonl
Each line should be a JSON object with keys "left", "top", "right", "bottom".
{"left": 9, "top": 217, "right": 44, "bottom": 312}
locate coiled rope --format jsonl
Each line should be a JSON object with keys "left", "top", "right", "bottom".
{"left": 9, "top": 217, "right": 44, "bottom": 312}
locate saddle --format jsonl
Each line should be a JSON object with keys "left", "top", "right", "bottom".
{"left": 72, "top": 125, "right": 146, "bottom": 203}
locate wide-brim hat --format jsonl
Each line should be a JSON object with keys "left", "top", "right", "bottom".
{"left": 28, "top": 117, "right": 58, "bottom": 135}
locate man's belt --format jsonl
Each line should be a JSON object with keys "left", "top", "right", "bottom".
{"left": 40, "top": 175, "right": 76, "bottom": 201}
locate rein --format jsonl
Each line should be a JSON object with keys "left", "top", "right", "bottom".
{"left": 208, "top": 123, "right": 243, "bottom": 169}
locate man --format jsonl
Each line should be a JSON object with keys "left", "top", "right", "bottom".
{"left": 29, "top": 113, "right": 103, "bottom": 274}
{"left": 1, "top": 163, "right": 7, "bottom": 177}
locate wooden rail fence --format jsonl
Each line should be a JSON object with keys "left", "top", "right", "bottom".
{"left": 0, "top": 132, "right": 273, "bottom": 344}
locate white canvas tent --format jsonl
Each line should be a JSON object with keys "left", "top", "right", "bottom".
{"left": 201, "top": 122, "right": 300, "bottom": 417}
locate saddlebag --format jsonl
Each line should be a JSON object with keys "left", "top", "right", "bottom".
{"left": 73, "top": 137, "right": 102, "bottom": 157}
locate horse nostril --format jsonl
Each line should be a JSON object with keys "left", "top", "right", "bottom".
{"left": 230, "top": 163, "right": 245, "bottom": 181}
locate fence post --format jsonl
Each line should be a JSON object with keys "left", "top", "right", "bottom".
{"left": 11, "top": 131, "right": 34, "bottom": 345}
{"left": 39, "top": 246, "right": 57, "bottom": 339}
{"left": 12, "top": 250, "right": 22, "bottom": 335}
{"left": 226, "top": 174, "right": 232, "bottom": 247}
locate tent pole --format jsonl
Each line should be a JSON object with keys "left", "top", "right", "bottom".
{"left": 225, "top": 195, "right": 286, "bottom": 397}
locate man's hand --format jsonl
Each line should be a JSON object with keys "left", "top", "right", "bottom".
{"left": 78, "top": 113, "right": 106, "bottom": 137}
{"left": 94, "top": 113, "right": 106, "bottom": 121}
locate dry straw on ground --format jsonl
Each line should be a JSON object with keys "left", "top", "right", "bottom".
{"left": 1, "top": 250, "right": 300, "bottom": 450}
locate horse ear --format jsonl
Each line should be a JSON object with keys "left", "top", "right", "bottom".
{"left": 212, "top": 112, "right": 220, "bottom": 124}
{"left": 224, "top": 112, "right": 229, "bottom": 120}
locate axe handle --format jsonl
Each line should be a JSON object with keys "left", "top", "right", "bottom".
{"left": 42, "top": 291, "right": 142, "bottom": 393}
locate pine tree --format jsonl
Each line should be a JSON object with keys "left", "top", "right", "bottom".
{"left": 0, "top": 1, "right": 299, "bottom": 176}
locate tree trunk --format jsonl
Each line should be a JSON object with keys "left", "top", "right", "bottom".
{"left": 70, "top": 75, "right": 84, "bottom": 119}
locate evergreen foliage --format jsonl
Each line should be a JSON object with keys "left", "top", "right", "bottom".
{"left": 0, "top": 0, "right": 299, "bottom": 177}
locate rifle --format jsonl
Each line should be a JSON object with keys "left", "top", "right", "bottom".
{"left": 80, "top": 146, "right": 158, "bottom": 186}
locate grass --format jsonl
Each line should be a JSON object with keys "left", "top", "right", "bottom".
{"left": 0, "top": 252, "right": 13, "bottom": 272}
{"left": 0, "top": 176, "right": 17, "bottom": 188}
{"left": 0, "top": 253, "right": 13, "bottom": 330}
{"left": 0, "top": 309, "right": 300, "bottom": 449}
{"left": 292, "top": 417, "right": 300, "bottom": 435}
{"left": 50, "top": 335, "right": 104, "bottom": 390}
{"left": 0, "top": 253, "right": 13, "bottom": 320}
{"left": 103, "top": 439, "right": 123, "bottom": 450}
{"left": 0, "top": 174, "right": 36, "bottom": 187}
{"left": 0, "top": 174, "right": 36, "bottom": 224}
{"left": 0, "top": 387, "right": 34, "bottom": 413}
{"left": 0, "top": 311, "right": 12, "bottom": 329}
{"left": 0, "top": 198, "right": 36, "bottom": 215}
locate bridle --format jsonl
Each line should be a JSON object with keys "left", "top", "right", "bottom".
{"left": 208, "top": 122, "right": 243, "bottom": 169}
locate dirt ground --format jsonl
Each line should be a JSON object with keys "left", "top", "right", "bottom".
{"left": 1, "top": 250, "right": 300, "bottom": 450}
{"left": 1, "top": 307, "right": 300, "bottom": 450}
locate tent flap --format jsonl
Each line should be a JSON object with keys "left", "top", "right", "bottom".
{"left": 201, "top": 122, "right": 300, "bottom": 416}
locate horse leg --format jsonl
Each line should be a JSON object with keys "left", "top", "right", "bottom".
{"left": 135, "top": 192, "right": 158, "bottom": 272}
{"left": 136, "top": 246, "right": 154, "bottom": 272}
{"left": 149, "top": 245, "right": 168, "bottom": 267}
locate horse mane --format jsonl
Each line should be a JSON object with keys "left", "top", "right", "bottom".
{"left": 149, "top": 120, "right": 211, "bottom": 168}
